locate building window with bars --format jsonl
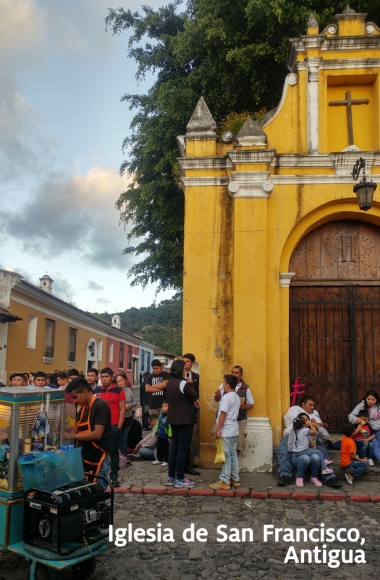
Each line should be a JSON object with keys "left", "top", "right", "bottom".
{"left": 44, "top": 318, "right": 55, "bottom": 359}
{"left": 127, "top": 346, "right": 132, "bottom": 370}
{"left": 119, "top": 342, "right": 124, "bottom": 369}
{"left": 68, "top": 328, "right": 77, "bottom": 363}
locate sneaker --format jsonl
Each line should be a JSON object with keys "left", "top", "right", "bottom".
{"left": 175, "top": 478, "right": 195, "bottom": 488}
{"left": 368, "top": 458, "right": 375, "bottom": 466}
{"left": 310, "top": 477, "right": 322, "bottom": 487}
{"left": 230, "top": 480, "right": 241, "bottom": 488}
{"left": 345, "top": 473, "right": 354, "bottom": 486}
{"left": 152, "top": 460, "right": 160, "bottom": 465}
{"left": 209, "top": 480, "right": 230, "bottom": 490}
{"left": 166, "top": 477, "right": 176, "bottom": 486}
{"left": 295, "top": 478, "right": 304, "bottom": 487}
{"left": 110, "top": 477, "right": 120, "bottom": 488}
{"left": 321, "top": 467, "right": 334, "bottom": 475}
{"left": 161, "top": 461, "right": 168, "bottom": 466}
{"left": 126, "top": 458, "right": 132, "bottom": 466}
{"left": 277, "top": 475, "right": 294, "bottom": 487}
{"left": 325, "top": 459, "right": 333, "bottom": 465}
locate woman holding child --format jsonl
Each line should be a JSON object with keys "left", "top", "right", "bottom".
{"left": 349, "top": 389, "right": 380, "bottom": 461}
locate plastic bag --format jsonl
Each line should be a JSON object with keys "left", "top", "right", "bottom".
{"left": 214, "top": 437, "right": 225, "bottom": 463}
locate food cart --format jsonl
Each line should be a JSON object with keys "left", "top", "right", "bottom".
{"left": 0, "top": 387, "right": 112, "bottom": 580}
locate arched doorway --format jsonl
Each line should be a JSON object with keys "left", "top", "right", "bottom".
{"left": 289, "top": 220, "right": 380, "bottom": 430}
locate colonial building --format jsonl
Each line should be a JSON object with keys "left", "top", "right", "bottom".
{"left": 178, "top": 7, "right": 380, "bottom": 469}
{"left": 0, "top": 270, "right": 142, "bottom": 384}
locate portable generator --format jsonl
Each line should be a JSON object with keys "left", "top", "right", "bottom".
{"left": 23, "top": 478, "right": 113, "bottom": 555}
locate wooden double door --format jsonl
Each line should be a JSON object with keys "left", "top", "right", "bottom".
{"left": 289, "top": 220, "right": 380, "bottom": 430}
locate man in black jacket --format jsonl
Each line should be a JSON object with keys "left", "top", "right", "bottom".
{"left": 182, "top": 353, "right": 201, "bottom": 476}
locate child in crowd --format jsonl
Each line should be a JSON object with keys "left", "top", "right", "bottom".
{"left": 288, "top": 413, "right": 333, "bottom": 487}
{"left": 353, "top": 409, "right": 375, "bottom": 466}
{"left": 133, "top": 415, "right": 158, "bottom": 460}
{"left": 152, "top": 401, "right": 172, "bottom": 466}
{"left": 340, "top": 423, "right": 369, "bottom": 485}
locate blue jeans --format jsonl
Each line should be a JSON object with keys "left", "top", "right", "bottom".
{"left": 373, "top": 431, "right": 380, "bottom": 460}
{"left": 220, "top": 436, "right": 239, "bottom": 483}
{"left": 110, "top": 425, "right": 121, "bottom": 478}
{"left": 138, "top": 446, "right": 156, "bottom": 460}
{"left": 119, "top": 424, "right": 131, "bottom": 457}
{"left": 356, "top": 439, "right": 374, "bottom": 460}
{"left": 278, "top": 435, "right": 335, "bottom": 482}
{"left": 292, "top": 448, "right": 328, "bottom": 470}
{"left": 345, "top": 460, "right": 368, "bottom": 479}
{"left": 292, "top": 452, "right": 321, "bottom": 478}
{"left": 168, "top": 424, "right": 194, "bottom": 480}
{"left": 97, "top": 454, "right": 111, "bottom": 491}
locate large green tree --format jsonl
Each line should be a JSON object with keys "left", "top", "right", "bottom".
{"left": 107, "top": 0, "right": 380, "bottom": 291}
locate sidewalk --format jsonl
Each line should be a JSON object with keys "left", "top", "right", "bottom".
{"left": 115, "top": 455, "right": 380, "bottom": 502}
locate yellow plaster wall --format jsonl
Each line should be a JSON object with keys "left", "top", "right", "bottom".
{"left": 6, "top": 292, "right": 105, "bottom": 379}
{"left": 182, "top": 183, "right": 234, "bottom": 465}
{"left": 181, "top": 11, "right": 380, "bottom": 462}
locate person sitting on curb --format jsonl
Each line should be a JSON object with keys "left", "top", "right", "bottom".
{"left": 133, "top": 415, "right": 158, "bottom": 460}
{"left": 277, "top": 395, "right": 341, "bottom": 488}
{"left": 340, "top": 423, "right": 369, "bottom": 486}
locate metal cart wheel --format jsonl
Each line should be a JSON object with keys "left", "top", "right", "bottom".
{"left": 71, "top": 557, "right": 96, "bottom": 578}
{"left": 24, "top": 564, "right": 53, "bottom": 580}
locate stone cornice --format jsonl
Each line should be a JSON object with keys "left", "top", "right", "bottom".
{"left": 181, "top": 176, "right": 229, "bottom": 187}
{"left": 270, "top": 154, "right": 333, "bottom": 168}
{"left": 320, "top": 57, "right": 380, "bottom": 69}
{"left": 227, "top": 149, "right": 276, "bottom": 165}
{"left": 270, "top": 174, "right": 380, "bottom": 185}
{"left": 322, "top": 36, "right": 380, "bottom": 51}
{"left": 178, "top": 157, "right": 228, "bottom": 170}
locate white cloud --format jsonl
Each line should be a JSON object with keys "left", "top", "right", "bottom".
{"left": 0, "top": 167, "right": 134, "bottom": 269}
{"left": 0, "top": 0, "right": 46, "bottom": 57}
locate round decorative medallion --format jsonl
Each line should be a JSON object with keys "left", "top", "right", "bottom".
{"left": 262, "top": 181, "right": 274, "bottom": 193}
{"left": 222, "top": 130, "right": 235, "bottom": 143}
{"left": 327, "top": 24, "right": 337, "bottom": 35}
{"left": 366, "top": 24, "right": 375, "bottom": 34}
{"left": 228, "top": 181, "right": 240, "bottom": 194}
{"left": 287, "top": 73, "right": 298, "bottom": 86}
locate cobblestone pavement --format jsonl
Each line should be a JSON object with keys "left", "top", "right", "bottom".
{"left": 1, "top": 494, "right": 380, "bottom": 579}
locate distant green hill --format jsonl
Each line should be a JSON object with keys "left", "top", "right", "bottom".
{"left": 91, "top": 297, "right": 182, "bottom": 355}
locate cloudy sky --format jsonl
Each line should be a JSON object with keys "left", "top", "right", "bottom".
{"left": 0, "top": 0, "right": 177, "bottom": 314}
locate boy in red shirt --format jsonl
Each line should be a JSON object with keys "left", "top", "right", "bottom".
{"left": 94, "top": 367, "right": 125, "bottom": 487}
{"left": 340, "top": 423, "right": 369, "bottom": 486}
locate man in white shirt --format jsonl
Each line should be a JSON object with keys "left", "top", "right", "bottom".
{"left": 210, "top": 374, "right": 240, "bottom": 491}
{"left": 214, "top": 365, "right": 254, "bottom": 455}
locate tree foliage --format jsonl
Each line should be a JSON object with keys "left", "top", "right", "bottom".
{"left": 92, "top": 297, "right": 183, "bottom": 354}
{"left": 107, "top": 0, "right": 380, "bottom": 291}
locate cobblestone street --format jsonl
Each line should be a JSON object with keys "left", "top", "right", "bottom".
{"left": 1, "top": 493, "right": 380, "bottom": 579}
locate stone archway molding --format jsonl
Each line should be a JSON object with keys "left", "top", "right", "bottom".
{"left": 279, "top": 201, "right": 380, "bottom": 274}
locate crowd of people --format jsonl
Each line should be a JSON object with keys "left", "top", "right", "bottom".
{"left": 276, "top": 389, "right": 380, "bottom": 487}
{"left": 5, "top": 364, "right": 379, "bottom": 489}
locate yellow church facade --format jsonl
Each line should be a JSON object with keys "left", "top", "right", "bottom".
{"left": 178, "top": 7, "right": 380, "bottom": 469}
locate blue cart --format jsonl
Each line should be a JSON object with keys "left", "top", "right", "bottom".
{"left": 0, "top": 388, "right": 112, "bottom": 579}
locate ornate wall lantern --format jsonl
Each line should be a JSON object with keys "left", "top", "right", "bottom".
{"left": 352, "top": 157, "right": 377, "bottom": 211}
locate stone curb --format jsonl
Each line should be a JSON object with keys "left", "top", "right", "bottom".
{"left": 112, "top": 485, "right": 373, "bottom": 502}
